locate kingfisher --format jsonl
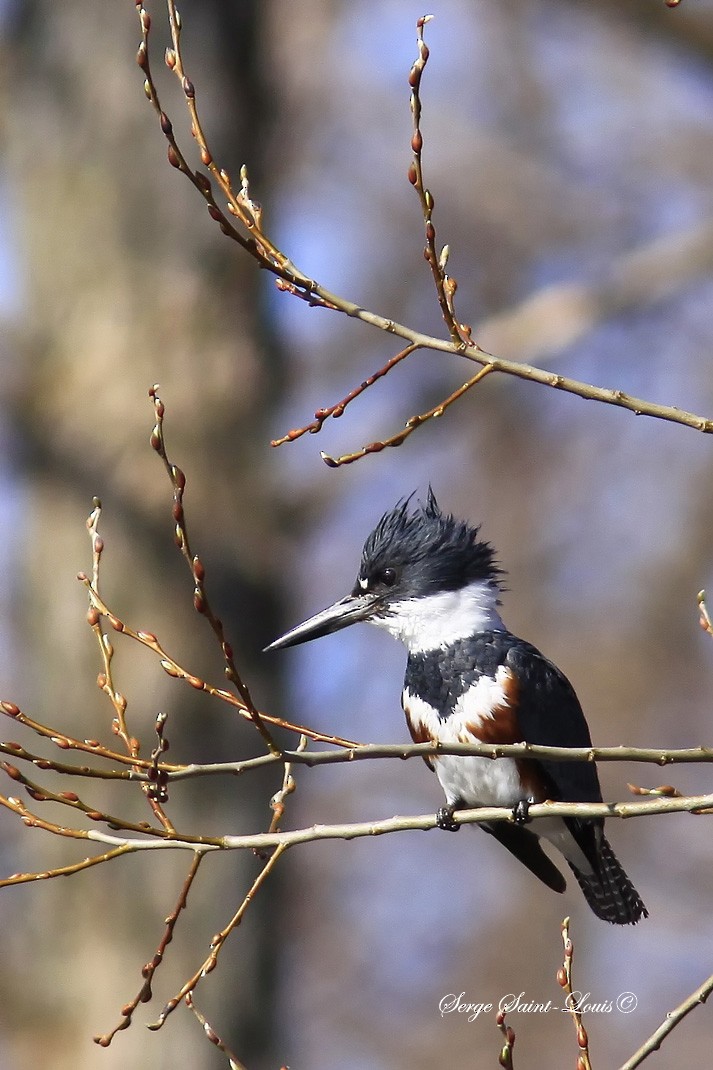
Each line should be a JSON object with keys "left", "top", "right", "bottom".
{"left": 265, "top": 490, "right": 647, "bottom": 925}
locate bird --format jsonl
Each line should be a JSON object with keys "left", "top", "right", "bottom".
{"left": 265, "top": 489, "right": 647, "bottom": 925}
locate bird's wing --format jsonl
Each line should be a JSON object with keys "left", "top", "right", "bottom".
{"left": 504, "top": 641, "right": 602, "bottom": 807}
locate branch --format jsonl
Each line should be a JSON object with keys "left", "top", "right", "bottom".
{"left": 148, "top": 387, "right": 278, "bottom": 754}
{"left": 619, "top": 970, "right": 713, "bottom": 1070}
{"left": 95, "top": 852, "right": 205, "bottom": 1047}
{"left": 558, "top": 918, "right": 592, "bottom": 1070}
{"left": 75, "top": 578, "right": 360, "bottom": 748}
{"left": 2, "top": 792, "right": 707, "bottom": 860}
{"left": 148, "top": 844, "right": 288, "bottom": 1030}
{"left": 133, "top": 4, "right": 713, "bottom": 469}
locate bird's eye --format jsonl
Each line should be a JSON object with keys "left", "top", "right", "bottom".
{"left": 379, "top": 568, "right": 397, "bottom": 587}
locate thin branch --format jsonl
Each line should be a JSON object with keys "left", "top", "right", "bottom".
{"left": 320, "top": 364, "right": 495, "bottom": 467}
{"left": 184, "top": 994, "right": 248, "bottom": 1070}
{"left": 557, "top": 918, "right": 592, "bottom": 1070}
{"left": 495, "top": 1009, "right": 516, "bottom": 1069}
{"left": 85, "top": 500, "right": 176, "bottom": 833}
{"left": 408, "top": 15, "right": 465, "bottom": 345}
{"left": 618, "top": 970, "right": 713, "bottom": 1070}
{"left": 176, "top": 739, "right": 713, "bottom": 775}
{"left": 76, "top": 578, "right": 359, "bottom": 748}
{"left": 0, "top": 791, "right": 704, "bottom": 858}
{"left": 148, "top": 386, "right": 278, "bottom": 754}
{"left": 95, "top": 852, "right": 205, "bottom": 1047}
{"left": 133, "top": 4, "right": 713, "bottom": 466}
{"left": 1, "top": 698, "right": 180, "bottom": 770}
{"left": 0, "top": 844, "right": 132, "bottom": 889}
{"left": 1, "top": 760, "right": 170, "bottom": 837}
{"left": 148, "top": 844, "right": 288, "bottom": 1029}
{"left": 271, "top": 343, "right": 419, "bottom": 446}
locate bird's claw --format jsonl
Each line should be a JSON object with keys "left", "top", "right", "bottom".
{"left": 512, "top": 799, "right": 533, "bottom": 825}
{"left": 436, "top": 805, "right": 461, "bottom": 832}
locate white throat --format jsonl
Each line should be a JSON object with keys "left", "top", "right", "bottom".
{"left": 370, "top": 579, "right": 505, "bottom": 654}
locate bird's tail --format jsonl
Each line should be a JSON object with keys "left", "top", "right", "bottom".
{"left": 569, "top": 835, "right": 648, "bottom": 925}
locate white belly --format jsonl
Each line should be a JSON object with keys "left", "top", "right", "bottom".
{"left": 403, "top": 675, "right": 527, "bottom": 807}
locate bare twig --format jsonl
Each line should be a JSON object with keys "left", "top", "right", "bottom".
{"left": 95, "top": 852, "right": 204, "bottom": 1047}
{"left": 0, "top": 844, "right": 132, "bottom": 889}
{"left": 148, "top": 386, "right": 279, "bottom": 754}
{"left": 557, "top": 918, "right": 592, "bottom": 1070}
{"left": 184, "top": 994, "right": 248, "bottom": 1070}
{"left": 133, "top": 4, "right": 713, "bottom": 467}
{"left": 268, "top": 735, "right": 307, "bottom": 835}
{"left": 407, "top": 15, "right": 465, "bottom": 345}
{"left": 148, "top": 844, "right": 288, "bottom": 1029}
{"left": 3, "top": 791, "right": 712, "bottom": 860}
{"left": 271, "top": 343, "right": 420, "bottom": 446}
{"left": 320, "top": 364, "right": 495, "bottom": 467}
{"left": 619, "top": 970, "right": 713, "bottom": 1070}
{"left": 75, "top": 577, "right": 359, "bottom": 748}
{"left": 496, "top": 1008, "right": 516, "bottom": 1069}
{"left": 85, "top": 501, "right": 176, "bottom": 832}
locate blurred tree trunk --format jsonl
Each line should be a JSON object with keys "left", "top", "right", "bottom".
{"left": 2, "top": 3, "right": 285, "bottom": 1067}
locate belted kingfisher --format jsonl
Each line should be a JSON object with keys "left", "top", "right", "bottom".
{"left": 266, "top": 490, "right": 647, "bottom": 925}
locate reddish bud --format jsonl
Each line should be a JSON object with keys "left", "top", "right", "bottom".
{"left": 207, "top": 205, "right": 222, "bottom": 222}
{"left": 425, "top": 222, "right": 435, "bottom": 244}
{"left": 87, "top": 607, "right": 100, "bottom": 627}
{"left": 172, "top": 501, "right": 184, "bottom": 523}
{"left": 577, "top": 1026, "right": 588, "bottom": 1049}
{"left": 172, "top": 466, "right": 186, "bottom": 491}
{"left": 136, "top": 43, "right": 148, "bottom": 70}
{"left": 167, "top": 145, "right": 181, "bottom": 170}
{"left": 1, "top": 701, "right": 20, "bottom": 716}
{"left": 407, "top": 163, "right": 418, "bottom": 185}
{"left": 187, "top": 674, "right": 204, "bottom": 690}
{"left": 165, "top": 47, "right": 177, "bottom": 69}
{"left": 411, "top": 131, "right": 423, "bottom": 153}
{"left": 193, "top": 589, "right": 206, "bottom": 614}
{"left": 53, "top": 737, "right": 70, "bottom": 750}
{"left": 182, "top": 76, "right": 195, "bottom": 98}
{"left": 109, "top": 615, "right": 124, "bottom": 632}
{"left": 60, "top": 791, "right": 79, "bottom": 802}
{"left": 87, "top": 810, "right": 103, "bottom": 821}
{"left": 556, "top": 968, "right": 567, "bottom": 987}
{"left": 193, "top": 556, "right": 205, "bottom": 582}
{"left": 408, "top": 66, "right": 420, "bottom": 88}
{"left": 200, "top": 147, "right": 212, "bottom": 166}
{"left": 94, "top": 536, "right": 104, "bottom": 555}
{"left": 2, "top": 763, "right": 21, "bottom": 780}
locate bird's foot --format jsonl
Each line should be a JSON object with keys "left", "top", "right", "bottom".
{"left": 512, "top": 798, "right": 534, "bottom": 825}
{"left": 436, "top": 804, "right": 461, "bottom": 832}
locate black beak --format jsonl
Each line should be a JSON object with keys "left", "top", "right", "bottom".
{"left": 263, "top": 591, "right": 380, "bottom": 651}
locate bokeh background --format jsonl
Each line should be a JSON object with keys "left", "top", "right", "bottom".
{"left": 2, "top": 1, "right": 713, "bottom": 1067}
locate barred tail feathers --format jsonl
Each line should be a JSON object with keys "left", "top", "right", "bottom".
{"left": 569, "top": 835, "right": 647, "bottom": 925}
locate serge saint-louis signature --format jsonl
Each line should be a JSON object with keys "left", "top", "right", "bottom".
{"left": 439, "top": 990, "right": 637, "bottom": 1022}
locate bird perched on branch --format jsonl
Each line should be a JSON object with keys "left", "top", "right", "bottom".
{"left": 266, "top": 489, "right": 647, "bottom": 925}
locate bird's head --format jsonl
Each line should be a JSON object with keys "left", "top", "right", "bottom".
{"left": 264, "top": 488, "right": 505, "bottom": 654}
